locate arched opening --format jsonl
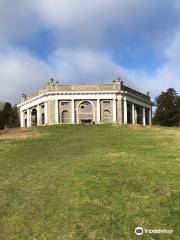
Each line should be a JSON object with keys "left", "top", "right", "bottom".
{"left": 103, "top": 110, "right": 111, "bottom": 123}
{"left": 31, "top": 108, "right": 37, "bottom": 126}
{"left": 41, "top": 113, "right": 45, "bottom": 125}
{"left": 78, "top": 101, "right": 94, "bottom": 124}
{"left": 62, "top": 110, "right": 70, "bottom": 123}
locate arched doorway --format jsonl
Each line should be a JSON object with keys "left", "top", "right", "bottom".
{"left": 103, "top": 110, "right": 111, "bottom": 123}
{"left": 31, "top": 108, "right": 37, "bottom": 126}
{"left": 78, "top": 101, "right": 94, "bottom": 124}
{"left": 62, "top": 110, "right": 70, "bottom": 123}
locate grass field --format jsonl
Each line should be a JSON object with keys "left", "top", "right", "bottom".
{"left": 0, "top": 125, "right": 179, "bottom": 240}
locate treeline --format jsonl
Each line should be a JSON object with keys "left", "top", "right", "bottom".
{"left": 153, "top": 88, "right": 180, "bottom": 127}
{"left": 0, "top": 102, "right": 20, "bottom": 130}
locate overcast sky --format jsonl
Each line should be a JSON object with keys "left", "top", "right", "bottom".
{"left": 0, "top": 0, "right": 180, "bottom": 103}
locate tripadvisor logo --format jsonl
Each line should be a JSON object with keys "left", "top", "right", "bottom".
{"left": 135, "top": 226, "right": 173, "bottom": 236}
{"left": 135, "top": 227, "right": 144, "bottom": 236}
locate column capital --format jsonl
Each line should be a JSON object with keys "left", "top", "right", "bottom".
{"left": 117, "top": 95, "right": 122, "bottom": 99}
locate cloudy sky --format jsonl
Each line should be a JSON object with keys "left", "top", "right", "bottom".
{"left": 0, "top": 0, "right": 180, "bottom": 103}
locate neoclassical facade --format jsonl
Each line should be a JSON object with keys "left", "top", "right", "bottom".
{"left": 18, "top": 78, "right": 152, "bottom": 127}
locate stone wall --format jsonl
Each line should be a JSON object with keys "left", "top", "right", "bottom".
{"left": 58, "top": 100, "right": 72, "bottom": 123}
{"left": 100, "top": 100, "right": 113, "bottom": 123}
{"left": 48, "top": 100, "right": 55, "bottom": 125}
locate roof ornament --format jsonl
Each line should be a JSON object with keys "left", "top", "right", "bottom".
{"left": 113, "top": 77, "right": 123, "bottom": 85}
{"left": 21, "top": 93, "right": 27, "bottom": 102}
{"left": 22, "top": 93, "right": 26, "bottom": 98}
{"left": 48, "top": 78, "right": 55, "bottom": 86}
{"left": 47, "top": 78, "right": 60, "bottom": 86}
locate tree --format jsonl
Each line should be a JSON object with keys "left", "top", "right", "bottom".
{"left": 153, "top": 88, "right": 180, "bottom": 127}
{"left": 0, "top": 110, "right": 3, "bottom": 130}
{"left": 0, "top": 101, "right": 4, "bottom": 111}
{"left": 11, "top": 105, "right": 20, "bottom": 128}
{"left": 176, "top": 96, "right": 180, "bottom": 126}
{"left": 0, "top": 102, "right": 20, "bottom": 130}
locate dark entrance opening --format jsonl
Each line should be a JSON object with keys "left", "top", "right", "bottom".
{"left": 127, "top": 103, "right": 132, "bottom": 124}
{"left": 41, "top": 113, "right": 45, "bottom": 125}
{"left": 31, "top": 108, "right": 37, "bottom": 126}
{"left": 81, "top": 119, "right": 92, "bottom": 124}
{"left": 25, "top": 119, "right": 27, "bottom": 127}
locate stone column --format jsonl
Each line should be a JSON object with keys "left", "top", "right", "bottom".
{"left": 132, "top": 103, "right": 135, "bottom": 124}
{"left": 71, "top": 99, "right": 75, "bottom": 123}
{"left": 134, "top": 108, "right": 137, "bottom": 124}
{"left": 124, "top": 97, "right": 127, "bottom": 124}
{"left": 75, "top": 108, "right": 79, "bottom": 124}
{"left": 37, "top": 105, "right": 40, "bottom": 126}
{"left": 143, "top": 107, "right": 146, "bottom": 126}
{"left": 112, "top": 98, "right": 117, "bottom": 122}
{"left": 20, "top": 110, "right": 24, "bottom": 127}
{"left": 96, "top": 99, "right": 100, "bottom": 123}
{"left": 27, "top": 108, "right": 31, "bottom": 127}
{"left": 45, "top": 101, "right": 48, "bottom": 125}
{"left": 149, "top": 109, "right": 152, "bottom": 125}
{"left": 55, "top": 100, "right": 59, "bottom": 124}
{"left": 117, "top": 96, "right": 122, "bottom": 124}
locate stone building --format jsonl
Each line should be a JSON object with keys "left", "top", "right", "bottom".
{"left": 17, "top": 78, "right": 152, "bottom": 127}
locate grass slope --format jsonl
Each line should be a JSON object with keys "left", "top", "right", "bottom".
{"left": 0, "top": 125, "right": 179, "bottom": 240}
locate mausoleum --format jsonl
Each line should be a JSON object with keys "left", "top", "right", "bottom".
{"left": 18, "top": 78, "right": 152, "bottom": 127}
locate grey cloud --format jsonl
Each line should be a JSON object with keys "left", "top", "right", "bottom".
{"left": 0, "top": 47, "right": 54, "bottom": 103}
{"left": 0, "top": 0, "right": 179, "bottom": 50}
{"left": 34, "top": 0, "right": 180, "bottom": 51}
{"left": 0, "top": 0, "right": 41, "bottom": 44}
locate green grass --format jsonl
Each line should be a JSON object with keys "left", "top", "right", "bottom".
{"left": 0, "top": 125, "right": 180, "bottom": 240}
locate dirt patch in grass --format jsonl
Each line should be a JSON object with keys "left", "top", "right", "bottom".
{"left": 112, "top": 124, "right": 161, "bottom": 131}
{"left": 160, "top": 129, "right": 180, "bottom": 136}
{"left": 113, "top": 124, "right": 180, "bottom": 135}
{"left": 155, "top": 186, "right": 180, "bottom": 198}
{"left": 108, "top": 152, "right": 127, "bottom": 157}
{"left": 130, "top": 125, "right": 163, "bottom": 132}
{"left": 0, "top": 127, "right": 44, "bottom": 140}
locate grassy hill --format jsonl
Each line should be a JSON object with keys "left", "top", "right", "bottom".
{"left": 0, "top": 125, "right": 179, "bottom": 240}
